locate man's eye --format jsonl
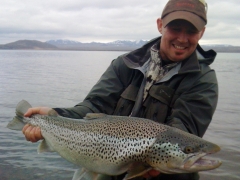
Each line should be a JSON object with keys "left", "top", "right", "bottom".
{"left": 188, "top": 30, "right": 198, "bottom": 34}
{"left": 172, "top": 28, "right": 180, "bottom": 32}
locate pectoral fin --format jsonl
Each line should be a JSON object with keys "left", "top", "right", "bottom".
{"left": 124, "top": 163, "right": 152, "bottom": 180}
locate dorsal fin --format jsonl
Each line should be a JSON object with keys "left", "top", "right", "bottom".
{"left": 84, "top": 113, "right": 107, "bottom": 120}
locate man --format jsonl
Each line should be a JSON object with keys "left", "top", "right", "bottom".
{"left": 23, "top": 0, "right": 218, "bottom": 179}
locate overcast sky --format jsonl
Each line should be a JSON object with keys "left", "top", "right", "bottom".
{"left": 0, "top": 0, "right": 240, "bottom": 45}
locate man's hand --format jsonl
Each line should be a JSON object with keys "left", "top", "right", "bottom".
{"left": 22, "top": 107, "right": 53, "bottom": 142}
{"left": 22, "top": 124, "right": 43, "bottom": 142}
{"left": 143, "top": 170, "right": 161, "bottom": 178}
{"left": 24, "top": 107, "right": 52, "bottom": 117}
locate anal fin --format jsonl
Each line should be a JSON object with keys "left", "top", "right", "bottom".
{"left": 37, "top": 139, "right": 55, "bottom": 153}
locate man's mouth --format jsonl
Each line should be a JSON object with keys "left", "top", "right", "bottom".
{"left": 173, "top": 44, "right": 187, "bottom": 50}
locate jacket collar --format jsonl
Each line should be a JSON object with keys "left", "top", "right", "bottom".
{"left": 122, "top": 36, "right": 217, "bottom": 74}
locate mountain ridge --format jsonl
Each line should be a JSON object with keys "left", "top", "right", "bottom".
{"left": 45, "top": 39, "right": 149, "bottom": 51}
{"left": 0, "top": 40, "right": 58, "bottom": 50}
{"left": 0, "top": 39, "right": 240, "bottom": 52}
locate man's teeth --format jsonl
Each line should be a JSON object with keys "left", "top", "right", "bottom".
{"left": 174, "top": 45, "right": 185, "bottom": 49}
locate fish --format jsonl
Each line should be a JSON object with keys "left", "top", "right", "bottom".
{"left": 7, "top": 100, "right": 222, "bottom": 180}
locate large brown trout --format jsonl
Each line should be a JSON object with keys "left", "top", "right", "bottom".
{"left": 7, "top": 100, "right": 221, "bottom": 180}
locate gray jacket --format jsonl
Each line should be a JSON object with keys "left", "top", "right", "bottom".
{"left": 54, "top": 37, "right": 218, "bottom": 180}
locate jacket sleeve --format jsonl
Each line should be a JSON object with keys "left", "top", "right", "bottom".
{"left": 53, "top": 57, "right": 132, "bottom": 119}
{"left": 166, "top": 68, "right": 218, "bottom": 137}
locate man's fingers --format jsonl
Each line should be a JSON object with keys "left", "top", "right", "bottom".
{"left": 24, "top": 107, "right": 40, "bottom": 117}
{"left": 22, "top": 124, "right": 30, "bottom": 135}
{"left": 23, "top": 125, "right": 34, "bottom": 141}
{"left": 22, "top": 107, "right": 47, "bottom": 143}
{"left": 29, "top": 126, "right": 38, "bottom": 142}
{"left": 24, "top": 107, "right": 53, "bottom": 117}
{"left": 143, "top": 170, "right": 160, "bottom": 178}
{"left": 148, "top": 170, "right": 160, "bottom": 177}
{"left": 35, "top": 127, "right": 43, "bottom": 140}
{"left": 22, "top": 125, "right": 43, "bottom": 142}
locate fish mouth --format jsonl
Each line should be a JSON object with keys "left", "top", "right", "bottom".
{"left": 183, "top": 152, "right": 222, "bottom": 171}
{"left": 183, "top": 143, "right": 222, "bottom": 171}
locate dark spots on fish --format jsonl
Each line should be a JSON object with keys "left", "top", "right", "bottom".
{"left": 38, "top": 115, "right": 173, "bottom": 167}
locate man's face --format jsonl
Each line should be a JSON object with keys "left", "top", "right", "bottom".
{"left": 157, "top": 19, "right": 205, "bottom": 62}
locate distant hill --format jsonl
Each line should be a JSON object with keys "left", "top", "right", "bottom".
{"left": 201, "top": 44, "right": 240, "bottom": 53}
{"left": 0, "top": 40, "right": 58, "bottom": 50}
{"left": 46, "top": 39, "right": 148, "bottom": 51}
{"left": 1, "top": 39, "right": 240, "bottom": 52}
{"left": 46, "top": 39, "right": 240, "bottom": 52}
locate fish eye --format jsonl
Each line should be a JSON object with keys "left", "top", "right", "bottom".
{"left": 184, "top": 146, "right": 194, "bottom": 154}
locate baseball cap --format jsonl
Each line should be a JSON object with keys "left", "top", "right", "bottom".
{"left": 161, "top": 0, "right": 208, "bottom": 31}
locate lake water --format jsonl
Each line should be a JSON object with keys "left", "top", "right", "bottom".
{"left": 0, "top": 50, "right": 239, "bottom": 180}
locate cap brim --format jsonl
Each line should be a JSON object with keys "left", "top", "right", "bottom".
{"left": 162, "top": 11, "right": 206, "bottom": 31}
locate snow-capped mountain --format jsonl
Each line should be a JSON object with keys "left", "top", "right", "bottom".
{"left": 46, "top": 39, "right": 148, "bottom": 50}
{"left": 46, "top": 39, "right": 83, "bottom": 45}
{"left": 106, "top": 40, "right": 148, "bottom": 46}
{"left": 1, "top": 39, "right": 238, "bottom": 52}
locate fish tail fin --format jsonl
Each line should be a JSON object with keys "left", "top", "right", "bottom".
{"left": 7, "top": 116, "right": 26, "bottom": 130}
{"left": 15, "top": 100, "right": 32, "bottom": 117}
{"left": 6, "top": 100, "right": 32, "bottom": 131}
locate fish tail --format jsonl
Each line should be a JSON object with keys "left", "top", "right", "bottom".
{"left": 7, "top": 116, "right": 26, "bottom": 131}
{"left": 6, "top": 100, "right": 32, "bottom": 131}
{"left": 15, "top": 100, "right": 32, "bottom": 117}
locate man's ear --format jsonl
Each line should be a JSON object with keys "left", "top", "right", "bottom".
{"left": 199, "top": 27, "right": 206, "bottom": 39}
{"left": 157, "top": 18, "right": 163, "bottom": 34}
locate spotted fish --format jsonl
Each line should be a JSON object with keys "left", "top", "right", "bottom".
{"left": 7, "top": 100, "right": 221, "bottom": 180}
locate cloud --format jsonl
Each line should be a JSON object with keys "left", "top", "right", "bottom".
{"left": 200, "top": 0, "right": 240, "bottom": 45}
{"left": 0, "top": 0, "right": 239, "bottom": 45}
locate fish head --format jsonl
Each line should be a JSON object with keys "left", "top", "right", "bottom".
{"left": 147, "top": 126, "right": 221, "bottom": 174}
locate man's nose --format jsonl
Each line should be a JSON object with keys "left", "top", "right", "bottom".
{"left": 177, "top": 32, "right": 188, "bottom": 43}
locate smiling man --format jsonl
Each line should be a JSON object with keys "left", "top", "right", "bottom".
{"left": 23, "top": 0, "right": 218, "bottom": 180}
{"left": 158, "top": 0, "right": 206, "bottom": 63}
{"left": 158, "top": 19, "right": 205, "bottom": 62}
